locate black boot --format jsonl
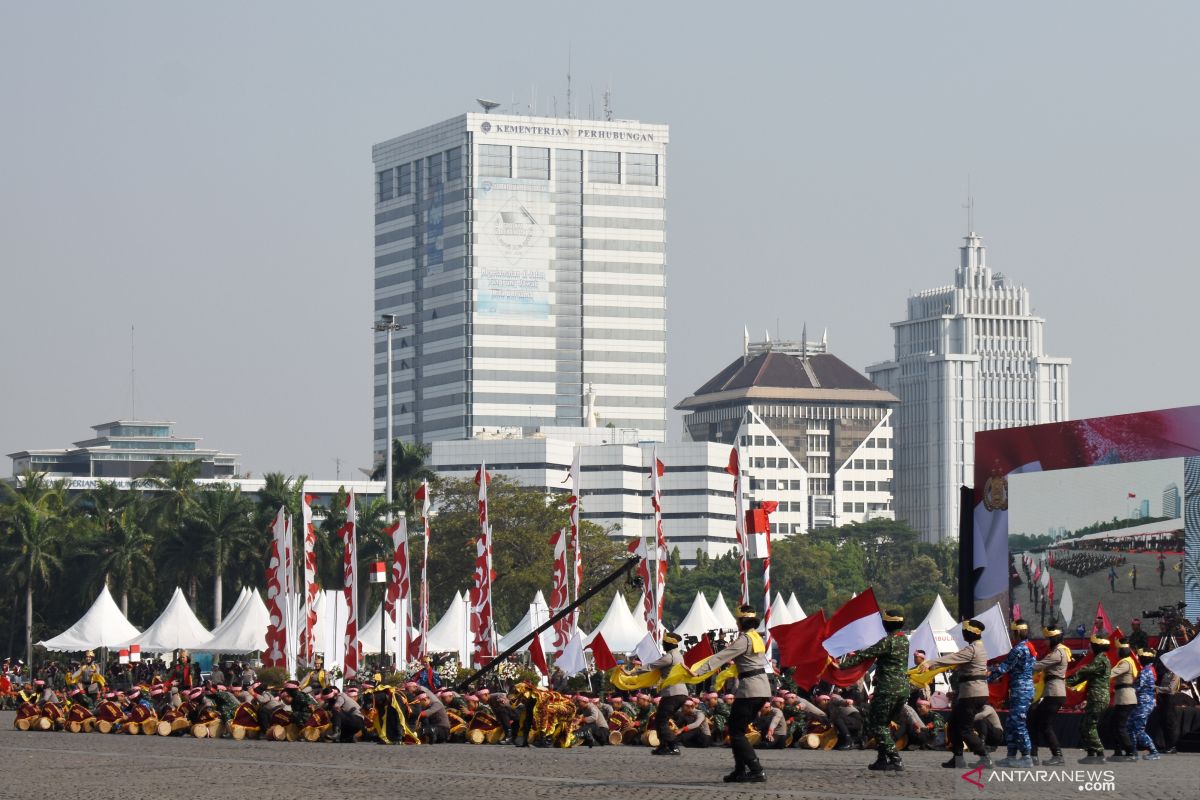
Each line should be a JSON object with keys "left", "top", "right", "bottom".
{"left": 883, "top": 752, "right": 904, "bottom": 771}
{"left": 739, "top": 758, "right": 766, "bottom": 783}
{"left": 942, "top": 754, "right": 966, "bottom": 768}
{"left": 868, "top": 748, "right": 888, "bottom": 771}
{"left": 723, "top": 758, "right": 746, "bottom": 783}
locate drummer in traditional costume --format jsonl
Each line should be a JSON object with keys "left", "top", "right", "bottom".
{"left": 691, "top": 604, "right": 770, "bottom": 784}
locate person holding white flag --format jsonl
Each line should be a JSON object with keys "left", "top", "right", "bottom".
{"left": 916, "top": 618, "right": 992, "bottom": 769}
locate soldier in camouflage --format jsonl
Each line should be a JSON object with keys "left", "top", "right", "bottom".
{"left": 1074, "top": 635, "right": 1112, "bottom": 763}
{"left": 988, "top": 619, "right": 1036, "bottom": 768}
{"left": 840, "top": 609, "right": 909, "bottom": 772}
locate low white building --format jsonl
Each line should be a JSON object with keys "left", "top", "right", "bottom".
{"left": 431, "top": 430, "right": 739, "bottom": 564}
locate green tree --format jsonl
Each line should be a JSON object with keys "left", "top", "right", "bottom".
{"left": 371, "top": 440, "right": 435, "bottom": 517}
{"left": 422, "top": 476, "right": 628, "bottom": 632}
{"left": 184, "top": 484, "right": 257, "bottom": 625}
{"left": 0, "top": 473, "right": 76, "bottom": 666}
{"left": 89, "top": 496, "right": 154, "bottom": 617}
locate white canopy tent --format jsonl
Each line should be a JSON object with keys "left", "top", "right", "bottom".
{"left": 585, "top": 592, "right": 645, "bottom": 652}
{"left": 196, "top": 589, "right": 270, "bottom": 654}
{"left": 709, "top": 591, "right": 738, "bottom": 631}
{"left": 359, "top": 601, "right": 400, "bottom": 656}
{"left": 498, "top": 591, "right": 558, "bottom": 654}
{"left": 122, "top": 587, "right": 212, "bottom": 652}
{"left": 786, "top": 593, "right": 805, "bottom": 620}
{"left": 674, "top": 591, "right": 721, "bottom": 637}
{"left": 425, "top": 591, "right": 471, "bottom": 666}
{"left": 767, "top": 592, "right": 793, "bottom": 628}
{"left": 907, "top": 593, "right": 961, "bottom": 666}
{"left": 38, "top": 585, "right": 141, "bottom": 652}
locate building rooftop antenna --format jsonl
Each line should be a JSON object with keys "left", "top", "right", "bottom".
{"left": 566, "top": 46, "right": 573, "bottom": 120}
{"left": 476, "top": 98, "right": 501, "bottom": 113}
{"left": 963, "top": 175, "right": 975, "bottom": 234}
{"left": 603, "top": 86, "right": 613, "bottom": 121}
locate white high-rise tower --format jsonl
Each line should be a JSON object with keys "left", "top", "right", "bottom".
{"left": 867, "top": 232, "right": 1070, "bottom": 542}
{"left": 371, "top": 112, "right": 668, "bottom": 456}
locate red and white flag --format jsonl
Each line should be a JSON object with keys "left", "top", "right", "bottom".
{"left": 301, "top": 494, "right": 319, "bottom": 667}
{"left": 726, "top": 447, "right": 750, "bottom": 606}
{"left": 263, "top": 506, "right": 289, "bottom": 668}
{"left": 821, "top": 588, "right": 886, "bottom": 657}
{"left": 414, "top": 480, "right": 431, "bottom": 657}
{"left": 649, "top": 449, "right": 667, "bottom": 639}
{"left": 567, "top": 447, "right": 583, "bottom": 631}
{"left": 385, "top": 517, "right": 411, "bottom": 667}
{"left": 628, "top": 537, "right": 654, "bottom": 634}
{"left": 549, "top": 528, "right": 571, "bottom": 655}
{"left": 528, "top": 626, "right": 550, "bottom": 677}
{"left": 339, "top": 491, "right": 360, "bottom": 680}
{"left": 758, "top": 501, "right": 778, "bottom": 650}
{"left": 470, "top": 465, "right": 496, "bottom": 664}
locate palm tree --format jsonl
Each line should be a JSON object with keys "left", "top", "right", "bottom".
{"left": 138, "top": 460, "right": 202, "bottom": 604}
{"left": 91, "top": 498, "right": 154, "bottom": 618}
{"left": 371, "top": 440, "right": 434, "bottom": 516}
{"left": 184, "top": 484, "right": 256, "bottom": 625}
{"left": 0, "top": 473, "right": 74, "bottom": 666}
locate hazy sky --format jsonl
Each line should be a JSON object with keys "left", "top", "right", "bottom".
{"left": 3, "top": 2, "right": 1198, "bottom": 478}
{"left": 1009, "top": 458, "right": 1183, "bottom": 535}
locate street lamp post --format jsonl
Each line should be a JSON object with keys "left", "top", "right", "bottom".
{"left": 374, "top": 313, "right": 404, "bottom": 675}
{"left": 373, "top": 314, "right": 404, "bottom": 509}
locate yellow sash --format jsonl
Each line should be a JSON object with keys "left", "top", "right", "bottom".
{"left": 746, "top": 630, "right": 766, "bottom": 655}
{"left": 906, "top": 665, "right": 950, "bottom": 688}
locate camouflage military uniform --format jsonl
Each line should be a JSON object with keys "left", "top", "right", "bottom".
{"left": 842, "top": 631, "right": 910, "bottom": 757}
{"left": 209, "top": 690, "right": 241, "bottom": 724}
{"left": 1129, "top": 665, "right": 1158, "bottom": 755}
{"left": 287, "top": 689, "right": 317, "bottom": 726}
{"left": 1075, "top": 656, "right": 1111, "bottom": 756}
{"left": 989, "top": 642, "right": 1035, "bottom": 755}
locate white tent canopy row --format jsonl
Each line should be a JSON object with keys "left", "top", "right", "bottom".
{"left": 709, "top": 591, "right": 738, "bottom": 631}
{"left": 674, "top": 591, "right": 721, "bottom": 637}
{"left": 585, "top": 592, "right": 647, "bottom": 652}
{"left": 195, "top": 588, "right": 271, "bottom": 654}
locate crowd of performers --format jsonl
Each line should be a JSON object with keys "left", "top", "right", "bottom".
{"left": 5, "top": 605, "right": 1191, "bottom": 785}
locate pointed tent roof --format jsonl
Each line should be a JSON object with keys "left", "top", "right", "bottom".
{"left": 674, "top": 591, "right": 721, "bottom": 637}
{"left": 123, "top": 587, "right": 212, "bottom": 651}
{"left": 360, "top": 602, "right": 405, "bottom": 655}
{"left": 585, "top": 592, "right": 644, "bottom": 652}
{"left": 918, "top": 594, "right": 957, "bottom": 633}
{"left": 39, "top": 585, "right": 141, "bottom": 651}
{"left": 196, "top": 590, "right": 269, "bottom": 653}
{"left": 498, "top": 591, "right": 559, "bottom": 654}
{"left": 426, "top": 592, "right": 471, "bottom": 665}
{"left": 786, "top": 593, "right": 805, "bottom": 620}
{"left": 710, "top": 591, "right": 738, "bottom": 631}
{"left": 767, "top": 592, "right": 793, "bottom": 628}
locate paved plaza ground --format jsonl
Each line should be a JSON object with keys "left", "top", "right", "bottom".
{"left": 1, "top": 711, "right": 1196, "bottom": 800}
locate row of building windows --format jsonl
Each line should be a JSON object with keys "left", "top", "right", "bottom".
{"left": 842, "top": 480, "right": 893, "bottom": 492}
{"left": 749, "top": 456, "right": 798, "bottom": 469}
{"left": 863, "top": 437, "right": 891, "bottom": 448}
{"left": 848, "top": 458, "right": 892, "bottom": 470}
{"left": 476, "top": 145, "right": 659, "bottom": 186}
{"left": 378, "top": 147, "right": 462, "bottom": 202}
{"left": 842, "top": 501, "right": 893, "bottom": 513}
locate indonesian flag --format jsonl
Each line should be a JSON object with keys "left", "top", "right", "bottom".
{"left": 628, "top": 537, "right": 654, "bottom": 634}
{"left": 1128, "top": 492, "right": 1136, "bottom": 499}
{"left": 470, "top": 464, "right": 496, "bottom": 664}
{"left": 301, "top": 494, "right": 318, "bottom": 667}
{"left": 1032, "top": 565, "right": 1042, "bottom": 584}
{"left": 369, "top": 561, "right": 387, "bottom": 583}
{"left": 683, "top": 635, "right": 714, "bottom": 668}
{"left": 1048, "top": 575, "right": 1055, "bottom": 604}
{"left": 415, "top": 481, "right": 431, "bottom": 657}
{"left": 549, "top": 528, "right": 571, "bottom": 654}
{"left": 339, "top": 491, "right": 360, "bottom": 680}
{"left": 758, "top": 501, "right": 779, "bottom": 649}
{"left": 726, "top": 446, "right": 750, "bottom": 606}
{"left": 262, "top": 506, "right": 289, "bottom": 668}
{"left": 821, "top": 588, "right": 886, "bottom": 657}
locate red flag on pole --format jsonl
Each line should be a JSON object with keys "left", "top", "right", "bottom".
{"left": 588, "top": 631, "right": 618, "bottom": 672}
{"left": 772, "top": 610, "right": 830, "bottom": 689}
{"left": 683, "top": 636, "right": 714, "bottom": 668}
{"left": 529, "top": 629, "right": 550, "bottom": 676}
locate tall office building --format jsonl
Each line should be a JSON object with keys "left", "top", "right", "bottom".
{"left": 372, "top": 112, "right": 668, "bottom": 458}
{"left": 867, "top": 232, "right": 1071, "bottom": 542}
